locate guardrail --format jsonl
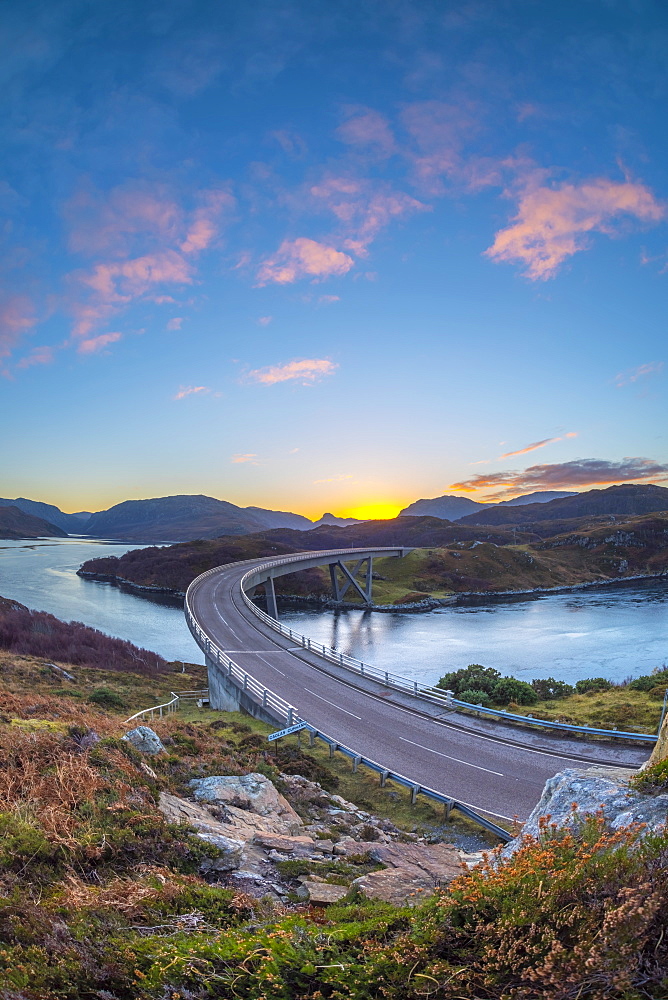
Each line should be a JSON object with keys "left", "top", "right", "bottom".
{"left": 236, "top": 558, "right": 656, "bottom": 745}
{"left": 124, "top": 688, "right": 210, "bottom": 724}
{"left": 184, "top": 554, "right": 514, "bottom": 842}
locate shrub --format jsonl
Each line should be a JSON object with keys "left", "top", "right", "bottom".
{"left": 531, "top": 676, "right": 574, "bottom": 700}
{"left": 436, "top": 664, "right": 501, "bottom": 696}
{"left": 492, "top": 677, "right": 538, "bottom": 705}
{"left": 457, "top": 688, "right": 492, "bottom": 707}
{"left": 575, "top": 677, "right": 614, "bottom": 694}
{"left": 629, "top": 667, "right": 668, "bottom": 692}
{"left": 87, "top": 688, "right": 126, "bottom": 710}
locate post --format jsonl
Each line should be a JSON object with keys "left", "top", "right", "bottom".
{"left": 411, "top": 785, "right": 419, "bottom": 805}
{"left": 264, "top": 575, "right": 279, "bottom": 620}
{"left": 329, "top": 563, "right": 341, "bottom": 602}
{"left": 380, "top": 770, "right": 389, "bottom": 787}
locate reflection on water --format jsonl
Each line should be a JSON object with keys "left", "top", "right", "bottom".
{"left": 280, "top": 578, "right": 668, "bottom": 686}
{"left": 1, "top": 537, "right": 666, "bottom": 683}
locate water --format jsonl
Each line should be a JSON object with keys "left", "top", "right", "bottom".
{"left": 0, "top": 536, "right": 203, "bottom": 663}
{"left": 0, "top": 537, "right": 666, "bottom": 684}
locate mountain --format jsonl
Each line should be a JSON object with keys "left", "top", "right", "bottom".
{"left": 0, "top": 497, "right": 82, "bottom": 534}
{"left": 496, "top": 491, "right": 577, "bottom": 506}
{"left": 83, "top": 494, "right": 322, "bottom": 541}
{"left": 0, "top": 505, "right": 68, "bottom": 539}
{"left": 399, "top": 490, "right": 578, "bottom": 522}
{"left": 311, "top": 512, "right": 365, "bottom": 528}
{"left": 457, "top": 484, "right": 668, "bottom": 526}
{"left": 399, "top": 495, "right": 487, "bottom": 520}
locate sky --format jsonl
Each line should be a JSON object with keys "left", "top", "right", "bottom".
{"left": 1, "top": 0, "right": 667, "bottom": 520}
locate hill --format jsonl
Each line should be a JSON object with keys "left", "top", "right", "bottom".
{"left": 0, "top": 497, "right": 80, "bottom": 534}
{"left": 0, "top": 504, "right": 68, "bottom": 539}
{"left": 399, "top": 490, "right": 576, "bottom": 520}
{"left": 458, "top": 483, "right": 668, "bottom": 526}
{"left": 84, "top": 493, "right": 314, "bottom": 541}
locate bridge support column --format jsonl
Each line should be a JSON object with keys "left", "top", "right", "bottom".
{"left": 329, "top": 557, "right": 374, "bottom": 606}
{"left": 264, "top": 575, "right": 279, "bottom": 620}
{"left": 206, "top": 655, "right": 242, "bottom": 712}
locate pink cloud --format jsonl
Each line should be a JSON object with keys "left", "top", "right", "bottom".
{"left": 486, "top": 175, "right": 665, "bottom": 280}
{"left": 450, "top": 457, "right": 668, "bottom": 498}
{"left": 336, "top": 109, "right": 396, "bottom": 157}
{"left": 615, "top": 361, "right": 664, "bottom": 388}
{"left": 231, "top": 453, "right": 259, "bottom": 464}
{"left": 318, "top": 295, "right": 340, "bottom": 305}
{"left": 64, "top": 185, "right": 182, "bottom": 258}
{"left": 16, "top": 345, "right": 56, "bottom": 369}
{"left": 400, "top": 100, "right": 477, "bottom": 194}
{"left": 173, "top": 385, "right": 210, "bottom": 400}
{"left": 0, "top": 296, "right": 36, "bottom": 359}
{"left": 499, "top": 432, "right": 578, "bottom": 459}
{"left": 167, "top": 317, "right": 183, "bottom": 331}
{"left": 77, "top": 332, "right": 123, "bottom": 355}
{"left": 180, "top": 189, "right": 234, "bottom": 254}
{"left": 245, "top": 358, "right": 338, "bottom": 385}
{"left": 257, "top": 315, "right": 273, "bottom": 326}
{"left": 256, "top": 238, "right": 354, "bottom": 285}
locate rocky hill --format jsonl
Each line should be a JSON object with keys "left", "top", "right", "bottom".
{"left": 458, "top": 483, "right": 668, "bottom": 526}
{"left": 0, "top": 498, "right": 78, "bottom": 534}
{"left": 400, "top": 490, "right": 576, "bottom": 520}
{"left": 0, "top": 504, "right": 68, "bottom": 539}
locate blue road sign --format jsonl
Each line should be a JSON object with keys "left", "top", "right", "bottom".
{"left": 267, "top": 722, "right": 308, "bottom": 742}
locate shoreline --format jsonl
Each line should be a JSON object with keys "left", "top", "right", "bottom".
{"left": 76, "top": 567, "right": 668, "bottom": 612}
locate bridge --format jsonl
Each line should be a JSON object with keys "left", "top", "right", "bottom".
{"left": 185, "top": 547, "right": 650, "bottom": 836}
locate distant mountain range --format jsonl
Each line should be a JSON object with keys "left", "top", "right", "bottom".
{"left": 0, "top": 505, "right": 68, "bottom": 540}
{"left": 399, "top": 491, "right": 577, "bottom": 521}
{"left": 2, "top": 485, "right": 668, "bottom": 541}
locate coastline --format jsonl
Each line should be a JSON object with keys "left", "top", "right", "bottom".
{"left": 76, "top": 567, "right": 668, "bottom": 612}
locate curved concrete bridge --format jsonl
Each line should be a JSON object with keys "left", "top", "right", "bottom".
{"left": 185, "top": 547, "right": 648, "bottom": 830}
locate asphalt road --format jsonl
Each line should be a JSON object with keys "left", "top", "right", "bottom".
{"left": 187, "top": 553, "right": 651, "bottom": 823}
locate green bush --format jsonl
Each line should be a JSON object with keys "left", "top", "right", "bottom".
{"left": 629, "top": 668, "right": 668, "bottom": 692}
{"left": 531, "top": 676, "right": 574, "bottom": 700}
{"left": 436, "top": 664, "right": 501, "bottom": 696}
{"left": 492, "top": 677, "right": 538, "bottom": 705}
{"left": 574, "top": 677, "right": 614, "bottom": 694}
{"left": 87, "top": 687, "right": 126, "bottom": 710}
{"left": 457, "top": 688, "right": 492, "bottom": 707}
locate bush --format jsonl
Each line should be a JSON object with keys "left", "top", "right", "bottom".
{"left": 531, "top": 676, "right": 574, "bottom": 700}
{"left": 457, "top": 688, "right": 492, "bottom": 707}
{"left": 436, "top": 664, "right": 501, "bottom": 696}
{"left": 87, "top": 688, "right": 126, "bottom": 710}
{"left": 492, "top": 677, "right": 538, "bottom": 705}
{"left": 575, "top": 677, "right": 614, "bottom": 694}
{"left": 629, "top": 668, "right": 668, "bottom": 692}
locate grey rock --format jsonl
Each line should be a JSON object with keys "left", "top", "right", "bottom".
{"left": 188, "top": 773, "right": 302, "bottom": 837}
{"left": 122, "top": 726, "right": 165, "bottom": 755}
{"left": 197, "top": 832, "right": 244, "bottom": 872}
{"left": 504, "top": 766, "right": 668, "bottom": 857}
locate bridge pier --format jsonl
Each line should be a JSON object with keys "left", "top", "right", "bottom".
{"left": 206, "top": 655, "right": 281, "bottom": 726}
{"left": 264, "top": 575, "right": 279, "bottom": 620}
{"left": 329, "top": 556, "right": 374, "bottom": 605}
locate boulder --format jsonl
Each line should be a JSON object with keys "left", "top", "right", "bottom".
{"left": 252, "top": 833, "right": 316, "bottom": 856}
{"left": 305, "top": 881, "right": 349, "bottom": 905}
{"left": 352, "top": 868, "right": 436, "bottom": 906}
{"left": 350, "top": 840, "right": 463, "bottom": 905}
{"left": 158, "top": 792, "right": 243, "bottom": 871}
{"left": 188, "top": 773, "right": 302, "bottom": 837}
{"left": 122, "top": 726, "right": 165, "bottom": 755}
{"left": 503, "top": 766, "right": 668, "bottom": 857}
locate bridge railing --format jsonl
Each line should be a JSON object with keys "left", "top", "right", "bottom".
{"left": 237, "top": 558, "right": 656, "bottom": 745}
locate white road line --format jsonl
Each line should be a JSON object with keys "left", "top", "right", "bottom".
{"left": 303, "top": 688, "right": 362, "bottom": 720}
{"left": 255, "top": 654, "right": 285, "bottom": 676}
{"left": 399, "top": 736, "right": 504, "bottom": 776}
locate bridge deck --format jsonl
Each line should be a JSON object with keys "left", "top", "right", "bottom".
{"left": 187, "top": 550, "right": 649, "bottom": 823}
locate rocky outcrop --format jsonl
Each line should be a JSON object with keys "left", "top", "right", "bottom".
{"left": 188, "top": 773, "right": 302, "bottom": 837}
{"left": 158, "top": 792, "right": 244, "bottom": 871}
{"left": 350, "top": 841, "right": 465, "bottom": 905}
{"left": 122, "top": 726, "right": 166, "bottom": 755}
{"left": 503, "top": 766, "right": 668, "bottom": 857}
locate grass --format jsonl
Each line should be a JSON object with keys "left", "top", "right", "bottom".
{"left": 506, "top": 687, "right": 663, "bottom": 734}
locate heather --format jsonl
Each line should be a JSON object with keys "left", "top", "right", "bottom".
{"left": 0, "top": 600, "right": 168, "bottom": 674}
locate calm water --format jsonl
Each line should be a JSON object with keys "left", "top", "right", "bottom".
{"left": 0, "top": 537, "right": 666, "bottom": 683}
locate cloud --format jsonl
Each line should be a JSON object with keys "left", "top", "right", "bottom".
{"left": 0, "top": 295, "right": 36, "bottom": 359}
{"left": 179, "top": 189, "right": 234, "bottom": 254}
{"left": 318, "top": 295, "right": 340, "bottom": 305}
{"left": 257, "top": 315, "right": 273, "bottom": 326}
{"left": 615, "top": 361, "right": 664, "bottom": 388}
{"left": 16, "top": 345, "right": 55, "bottom": 369}
{"left": 78, "top": 332, "right": 122, "bottom": 355}
{"left": 232, "top": 453, "right": 258, "bottom": 464}
{"left": 485, "top": 175, "right": 665, "bottom": 280}
{"left": 336, "top": 109, "right": 396, "bottom": 157}
{"left": 313, "top": 473, "right": 353, "bottom": 484}
{"left": 270, "top": 129, "right": 307, "bottom": 158}
{"left": 166, "top": 317, "right": 183, "bottom": 331}
{"left": 400, "top": 100, "right": 477, "bottom": 195}
{"left": 173, "top": 384, "right": 210, "bottom": 400}
{"left": 256, "top": 238, "right": 354, "bottom": 285}
{"left": 246, "top": 358, "right": 338, "bottom": 385}
{"left": 499, "top": 432, "right": 578, "bottom": 459}
{"left": 449, "top": 457, "right": 668, "bottom": 499}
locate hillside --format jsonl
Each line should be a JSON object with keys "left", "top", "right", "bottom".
{"left": 458, "top": 483, "right": 668, "bottom": 526}
{"left": 400, "top": 490, "right": 576, "bottom": 520}
{"left": 0, "top": 505, "right": 68, "bottom": 540}
{"left": 0, "top": 497, "right": 82, "bottom": 534}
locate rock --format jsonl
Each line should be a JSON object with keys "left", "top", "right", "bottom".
{"left": 503, "top": 766, "right": 668, "bottom": 857}
{"left": 305, "top": 882, "right": 349, "bottom": 905}
{"left": 313, "top": 839, "right": 335, "bottom": 854}
{"left": 350, "top": 841, "right": 464, "bottom": 905}
{"left": 189, "top": 774, "right": 302, "bottom": 837}
{"left": 352, "top": 868, "right": 436, "bottom": 905}
{"left": 122, "top": 726, "right": 165, "bottom": 755}
{"left": 253, "top": 833, "right": 316, "bottom": 856}
{"left": 158, "top": 792, "right": 243, "bottom": 871}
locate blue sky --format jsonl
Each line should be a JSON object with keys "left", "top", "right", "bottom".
{"left": 1, "top": 0, "right": 667, "bottom": 518}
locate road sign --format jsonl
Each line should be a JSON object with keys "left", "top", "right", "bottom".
{"left": 267, "top": 722, "right": 308, "bottom": 741}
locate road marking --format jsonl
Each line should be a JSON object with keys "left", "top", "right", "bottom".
{"left": 303, "top": 688, "right": 362, "bottom": 719}
{"left": 399, "top": 736, "right": 504, "bottom": 776}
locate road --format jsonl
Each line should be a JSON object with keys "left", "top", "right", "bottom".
{"left": 186, "top": 551, "right": 650, "bottom": 823}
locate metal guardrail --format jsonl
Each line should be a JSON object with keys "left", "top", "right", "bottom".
{"left": 124, "top": 688, "right": 210, "bottom": 723}
{"left": 236, "top": 558, "right": 656, "bottom": 745}
{"left": 184, "top": 553, "right": 514, "bottom": 842}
